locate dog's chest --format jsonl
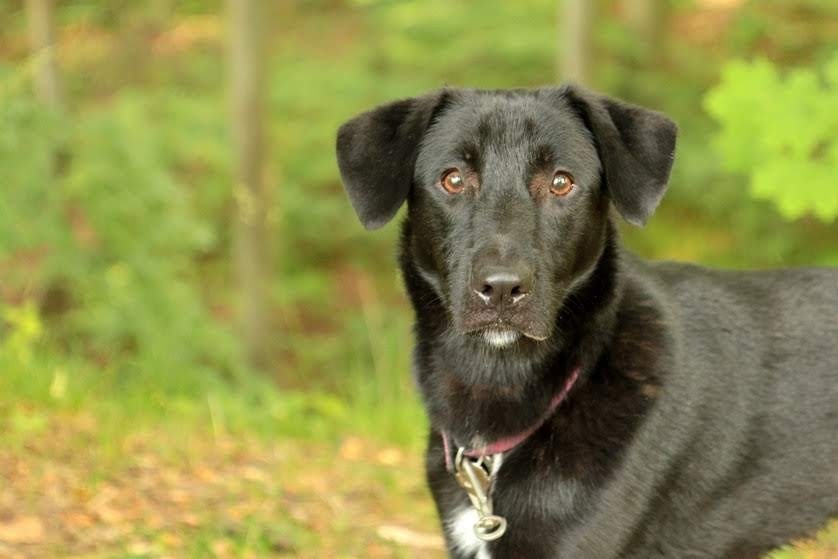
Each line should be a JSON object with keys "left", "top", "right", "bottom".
{"left": 438, "top": 450, "right": 591, "bottom": 558}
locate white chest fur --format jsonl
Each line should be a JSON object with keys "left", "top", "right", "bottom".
{"left": 447, "top": 506, "right": 492, "bottom": 559}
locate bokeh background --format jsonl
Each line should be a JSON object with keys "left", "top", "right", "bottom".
{"left": 0, "top": 1, "right": 835, "bottom": 557}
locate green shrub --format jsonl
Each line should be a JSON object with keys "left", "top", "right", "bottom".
{"left": 705, "top": 54, "right": 838, "bottom": 222}
{"left": 0, "top": 72, "right": 242, "bottom": 380}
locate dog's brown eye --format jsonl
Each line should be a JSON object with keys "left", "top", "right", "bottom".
{"left": 441, "top": 169, "right": 465, "bottom": 194}
{"left": 550, "top": 171, "right": 575, "bottom": 197}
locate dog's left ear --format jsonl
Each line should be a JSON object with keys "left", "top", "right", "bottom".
{"left": 562, "top": 85, "right": 678, "bottom": 226}
{"left": 336, "top": 90, "right": 449, "bottom": 230}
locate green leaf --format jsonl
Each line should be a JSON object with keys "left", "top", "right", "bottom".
{"left": 704, "top": 54, "right": 838, "bottom": 222}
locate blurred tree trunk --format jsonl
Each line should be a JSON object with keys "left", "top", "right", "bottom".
{"left": 625, "top": 0, "right": 666, "bottom": 63}
{"left": 625, "top": 0, "right": 655, "bottom": 39}
{"left": 558, "top": 0, "right": 593, "bottom": 84}
{"left": 228, "top": 0, "right": 272, "bottom": 371}
{"left": 25, "top": 0, "right": 63, "bottom": 111}
{"left": 27, "top": 0, "right": 71, "bottom": 319}
{"left": 622, "top": 0, "right": 669, "bottom": 102}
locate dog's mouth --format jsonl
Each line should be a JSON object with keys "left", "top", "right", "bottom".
{"left": 468, "top": 322, "right": 550, "bottom": 349}
{"left": 482, "top": 328, "right": 521, "bottom": 348}
{"left": 459, "top": 288, "right": 553, "bottom": 348}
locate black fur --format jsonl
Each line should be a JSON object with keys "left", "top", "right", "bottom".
{"left": 337, "top": 90, "right": 450, "bottom": 229}
{"left": 335, "top": 84, "right": 838, "bottom": 558}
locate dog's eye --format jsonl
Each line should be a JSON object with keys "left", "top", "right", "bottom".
{"left": 550, "top": 171, "right": 575, "bottom": 197}
{"left": 441, "top": 169, "right": 465, "bottom": 194}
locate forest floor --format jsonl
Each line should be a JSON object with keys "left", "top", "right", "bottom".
{"left": 1, "top": 407, "right": 837, "bottom": 558}
{"left": 0, "top": 409, "right": 444, "bottom": 559}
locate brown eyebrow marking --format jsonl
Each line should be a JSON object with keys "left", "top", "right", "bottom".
{"left": 528, "top": 169, "right": 553, "bottom": 201}
{"left": 525, "top": 145, "right": 557, "bottom": 200}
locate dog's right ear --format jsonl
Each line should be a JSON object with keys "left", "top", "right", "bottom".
{"left": 560, "top": 84, "right": 677, "bottom": 227}
{"left": 336, "top": 91, "right": 448, "bottom": 230}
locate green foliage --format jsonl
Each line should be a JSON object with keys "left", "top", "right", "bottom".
{"left": 0, "top": 69, "right": 66, "bottom": 258}
{"left": 0, "top": 301, "right": 42, "bottom": 366}
{"left": 63, "top": 93, "right": 228, "bottom": 364}
{"left": 705, "top": 55, "right": 838, "bottom": 222}
{"left": 0, "top": 76, "right": 241, "bottom": 380}
{"left": 0, "top": 296, "right": 348, "bottom": 445}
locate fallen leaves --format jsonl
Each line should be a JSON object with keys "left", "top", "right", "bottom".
{"left": 339, "top": 435, "right": 406, "bottom": 466}
{"left": 0, "top": 515, "right": 45, "bottom": 544}
{"left": 0, "top": 411, "right": 441, "bottom": 558}
{"left": 377, "top": 524, "right": 444, "bottom": 550}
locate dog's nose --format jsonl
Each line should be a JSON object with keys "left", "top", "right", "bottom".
{"left": 472, "top": 267, "right": 532, "bottom": 307}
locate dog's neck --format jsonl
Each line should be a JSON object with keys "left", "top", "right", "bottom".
{"left": 400, "top": 219, "right": 623, "bottom": 448}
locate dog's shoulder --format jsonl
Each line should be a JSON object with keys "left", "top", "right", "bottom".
{"left": 620, "top": 253, "right": 837, "bottom": 386}
{"left": 632, "top": 256, "right": 837, "bottom": 324}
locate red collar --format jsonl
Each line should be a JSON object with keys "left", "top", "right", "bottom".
{"left": 441, "top": 366, "right": 580, "bottom": 471}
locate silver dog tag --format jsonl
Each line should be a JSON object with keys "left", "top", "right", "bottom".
{"left": 453, "top": 449, "right": 508, "bottom": 541}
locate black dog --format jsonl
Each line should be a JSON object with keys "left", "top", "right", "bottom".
{"left": 336, "top": 85, "right": 837, "bottom": 558}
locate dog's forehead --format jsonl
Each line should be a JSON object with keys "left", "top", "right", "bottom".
{"left": 417, "top": 90, "right": 596, "bottom": 176}
{"left": 425, "top": 92, "right": 587, "bottom": 155}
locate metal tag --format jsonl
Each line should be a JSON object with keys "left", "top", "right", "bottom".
{"left": 453, "top": 449, "right": 508, "bottom": 541}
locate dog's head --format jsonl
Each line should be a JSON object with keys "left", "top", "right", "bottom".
{"left": 336, "top": 86, "right": 676, "bottom": 350}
